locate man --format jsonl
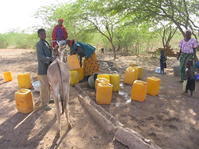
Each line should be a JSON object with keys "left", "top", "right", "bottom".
{"left": 36, "top": 29, "right": 56, "bottom": 109}
{"left": 52, "top": 19, "right": 68, "bottom": 48}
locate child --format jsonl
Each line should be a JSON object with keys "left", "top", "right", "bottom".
{"left": 101, "top": 48, "right": 104, "bottom": 54}
{"left": 184, "top": 60, "right": 195, "bottom": 96}
{"left": 160, "top": 50, "right": 167, "bottom": 74}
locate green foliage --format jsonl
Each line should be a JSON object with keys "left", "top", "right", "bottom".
{"left": 0, "top": 35, "right": 8, "bottom": 48}
{"left": 3, "top": 0, "right": 197, "bottom": 56}
{"left": 0, "top": 32, "right": 38, "bottom": 49}
{"left": 108, "top": 0, "right": 199, "bottom": 37}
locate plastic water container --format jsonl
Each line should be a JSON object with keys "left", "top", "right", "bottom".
{"left": 110, "top": 74, "right": 120, "bottom": 92}
{"left": 131, "top": 80, "right": 148, "bottom": 102}
{"left": 155, "top": 67, "right": 161, "bottom": 74}
{"left": 147, "top": 77, "right": 161, "bottom": 96}
{"left": 15, "top": 89, "right": 33, "bottom": 114}
{"left": 133, "top": 66, "right": 143, "bottom": 80}
{"left": 32, "top": 81, "right": 40, "bottom": 92}
{"left": 97, "top": 74, "right": 111, "bottom": 82}
{"left": 3, "top": 72, "right": 13, "bottom": 82}
{"left": 17, "top": 72, "right": 32, "bottom": 89}
{"left": 95, "top": 78, "right": 110, "bottom": 89}
{"left": 75, "top": 67, "right": 84, "bottom": 81}
{"left": 67, "top": 55, "right": 80, "bottom": 70}
{"left": 69, "top": 70, "right": 79, "bottom": 86}
{"left": 124, "top": 67, "right": 138, "bottom": 84}
{"left": 96, "top": 82, "right": 113, "bottom": 104}
{"left": 195, "top": 74, "right": 199, "bottom": 81}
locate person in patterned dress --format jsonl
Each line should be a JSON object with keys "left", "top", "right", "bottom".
{"left": 67, "top": 40, "right": 99, "bottom": 81}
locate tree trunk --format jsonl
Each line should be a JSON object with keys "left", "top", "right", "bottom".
{"left": 110, "top": 40, "right": 116, "bottom": 60}
{"left": 112, "top": 46, "right": 116, "bottom": 60}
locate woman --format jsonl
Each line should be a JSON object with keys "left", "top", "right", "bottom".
{"left": 178, "top": 30, "right": 198, "bottom": 82}
{"left": 67, "top": 40, "right": 99, "bottom": 80}
{"left": 52, "top": 19, "right": 68, "bottom": 48}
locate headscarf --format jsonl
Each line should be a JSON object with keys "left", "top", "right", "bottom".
{"left": 58, "top": 19, "right": 64, "bottom": 23}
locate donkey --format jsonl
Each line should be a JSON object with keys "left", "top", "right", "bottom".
{"left": 47, "top": 41, "right": 71, "bottom": 134}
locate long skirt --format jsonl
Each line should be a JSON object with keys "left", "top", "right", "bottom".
{"left": 83, "top": 53, "right": 99, "bottom": 76}
{"left": 179, "top": 53, "right": 194, "bottom": 81}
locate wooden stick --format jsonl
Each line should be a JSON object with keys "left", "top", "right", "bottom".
{"left": 115, "top": 127, "right": 162, "bottom": 149}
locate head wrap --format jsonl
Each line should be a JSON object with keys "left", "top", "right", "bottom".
{"left": 58, "top": 19, "right": 64, "bottom": 23}
{"left": 185, "top": 29, "right": 192, "bottom": 34}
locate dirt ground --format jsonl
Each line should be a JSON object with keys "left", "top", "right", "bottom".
{"left": 0, "top": 49, "right": 199, "bottom": 149}
{"left": 0, "top": 49, "right": 123, "bottom": 149}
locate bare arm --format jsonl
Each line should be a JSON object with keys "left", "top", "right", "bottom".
{"left": 193, "top": 48, "right": 198, "bottom": 61}
{"left": 79, "top": 55, "right": 83, "bottom": 67}
{"left": 177, "top": 49, "right": 181, "bottom": 60}
{"left": 76, "top": 46, "right": 85, "bottom": 67}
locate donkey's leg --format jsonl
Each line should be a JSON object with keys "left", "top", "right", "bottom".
{"left": 64, "top": 84, "right": 72, "bottom": 129}
{"left": 52, "top": 87, "right": 61, "bottom": 134}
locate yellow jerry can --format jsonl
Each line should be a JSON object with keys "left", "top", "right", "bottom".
{"left": 110, "top": 74, "right": 120, "bottom": 92}
{"left": 131, "top": 80, "right": 147, "bottom": 102}
{"left": 147, "top": 77, "right": 161, "bottom": 96}
{"left": 69, "top": 70, "right": 79, "bottom": 86}
{"left": 17, "top": 72, "right": 32, "bottom": 89}
{"left": 95, "top": 78, "right": 110, "bottom": 89}
{"left": 3, "top": 71, "right": 13, "bottom": 82}
{"left": 133, "top": 66, "right": 143, "bottom": 80}
{"left": 15, "top": 89, "right": 33, "bottom": 114}
{"left": 67, "top": 54, "right": 80, "bottom": 70}
{"left": 97, "top": 74, "right": 111, "bottom": 82}
{"left": 96, "top": 82, "right": 113, "bottom": 104}
{"left": 75, "top": 67, "right": 84, "bottom": 81}
{"left": 124, "top": 67, "right": 138, "bottom": 84}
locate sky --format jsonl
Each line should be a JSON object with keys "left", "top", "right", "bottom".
{"left": 0, "top": 0, "right": 70, "bottom": 33}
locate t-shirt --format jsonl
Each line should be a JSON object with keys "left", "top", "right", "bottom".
{"left": 71, "top": 42, "right": 95, "bottom": 58}
{"left": 179, "top": 38, "right": 198, "bottom": 53}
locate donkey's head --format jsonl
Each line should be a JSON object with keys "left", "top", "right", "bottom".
{"left": 57, "top": 40, "right": 70, "bottom": 62}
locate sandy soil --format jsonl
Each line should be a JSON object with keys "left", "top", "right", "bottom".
{"left": 0, "top": 49, "right": 199, "bottom": 149}
{"left": 81, "top": 52, "right": 199, "bottom": 149}
{"left": 0, "top": 49, "right": 125, "bottom": 149}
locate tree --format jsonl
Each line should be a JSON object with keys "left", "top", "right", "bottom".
{"left": 109, "top": 0, "right": 199, "bottom": 38}
{"left": 158, "top": 23, "right": 177, "bottom": 49}
{"left": 78, "top": 0, "right": 122, "bottom": 59}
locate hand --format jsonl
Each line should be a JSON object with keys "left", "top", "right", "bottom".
{"left": 50, "top": 57, "right": 56, "bottom": 62}
{"left": 54, "top": 45, "right": 59, "bottom": 50}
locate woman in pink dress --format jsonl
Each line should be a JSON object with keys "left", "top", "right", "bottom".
{"left": 178, "top": 30, "right": 198, "bottom": 82}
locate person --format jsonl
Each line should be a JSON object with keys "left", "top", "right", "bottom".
{"left": 184, "top": 60, "right": 195, "bottom": 96}
{"left": 67, "top": 40, "right": 99, "bottom": 80}
{"left": 178, "top": 30, "right": 198, "bottom": 82}
{"left": 52, "top": 19, "right": 68, "bottom": 48}
{"left": 160, "top": 49, "right": 167, "bottom": 74}
{"left": 36, "top": 28, "right": 56, "bottom": 109}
